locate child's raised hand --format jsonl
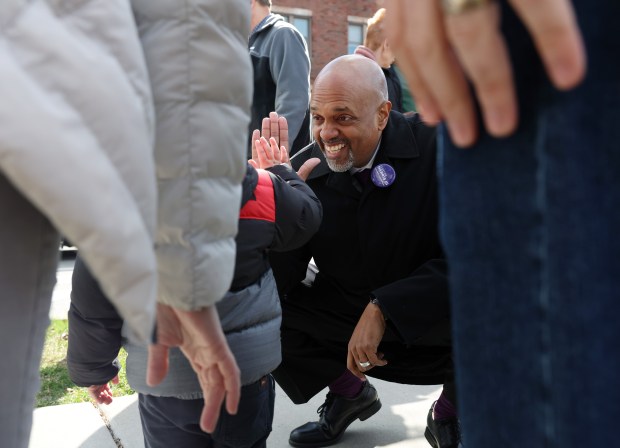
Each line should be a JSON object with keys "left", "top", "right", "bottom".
{"left": 249, "top": 136, "right": 288, "bottom": 170}
{"left": 250, "top": 112, "right": 290, "bottom": 168}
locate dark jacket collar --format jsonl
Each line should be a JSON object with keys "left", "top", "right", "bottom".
{"left": 249, "top": 13, "right": 283, "bottom": 46}
{"left": 379, "top": 110, "right": 420, "bottom": 159}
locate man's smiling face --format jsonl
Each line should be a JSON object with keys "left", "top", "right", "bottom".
{"left": 310, "top": 56, "right": 390, "bottom": 172}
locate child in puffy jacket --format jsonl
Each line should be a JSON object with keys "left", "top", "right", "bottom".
{"left": 67, "top": 131, "right": 322, "bottom": 448}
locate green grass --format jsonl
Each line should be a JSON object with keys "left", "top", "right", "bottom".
{"left": 37, "top": 319, "right": 134, "bottom": 407}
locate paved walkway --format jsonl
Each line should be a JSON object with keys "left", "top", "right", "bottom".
{"left": 30, "top": 257, "right": 440, "bottom": 448}
{"left": 30, "top": 381, "right": 441, "bottom": 448}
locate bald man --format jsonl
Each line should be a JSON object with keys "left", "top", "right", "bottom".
{"left": 270, "top": 55, "right": 460, "bottom": 448}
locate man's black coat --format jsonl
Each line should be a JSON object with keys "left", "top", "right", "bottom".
{"left": 270, "top": 111, "right": 453, "bottom": 403}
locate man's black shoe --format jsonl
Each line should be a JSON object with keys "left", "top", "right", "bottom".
{"left": 288, "top": 381, "right": 382, "bottom": 447}
{"left": 424, "top": 401, "right": 462, "bottom": 448}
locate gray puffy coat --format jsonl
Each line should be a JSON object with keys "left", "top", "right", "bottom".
{"left": 0, "top": 0, "right": 158, "bottom": 343}
{"left": 132, "top": 0, "right": 252, "bottom": 311}
{"left": 0, "top": 0, "right": 252, "bottom": 345}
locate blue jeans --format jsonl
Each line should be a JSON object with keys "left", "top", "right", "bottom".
{"left": 438, "top": 1, "right": 620, "bottom": 446}
{"left": 0, "top": 174, "right": 59, "bottom": 448}
{"left": 138, "top": 375, "right": 276, "bottom": 448}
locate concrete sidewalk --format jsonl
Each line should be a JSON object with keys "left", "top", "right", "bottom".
{"left": 33, "top": 256, "right": 440, "bottom": 447}
{"left": 30, "top": 380, "right": 441, "bottom": 448}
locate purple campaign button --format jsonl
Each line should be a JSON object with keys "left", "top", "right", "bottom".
{"left": 371, "top": 163, "right": 396, "bottom": 188}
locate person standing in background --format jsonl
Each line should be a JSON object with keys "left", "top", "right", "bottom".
{"left": 354, "top": 8, "right": 404, "bottom": 113}
{"left": 249, "top": 0, "right": 311, "bottom": 156}
{"left": 393, "top": 63, "right": 416, "bottom": 113}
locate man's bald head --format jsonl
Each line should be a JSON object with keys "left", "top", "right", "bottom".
{"left": 314, "top": 55, "right": 388, "bottom": 107}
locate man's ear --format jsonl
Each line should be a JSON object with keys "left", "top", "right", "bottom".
{"left": 377, "top": 101, "right": 392, "bottom": 131}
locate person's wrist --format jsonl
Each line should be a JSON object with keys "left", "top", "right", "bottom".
{"left": 369, "top": 295, "right": 387, "bottom": 321}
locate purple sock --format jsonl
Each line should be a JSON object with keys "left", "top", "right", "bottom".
{"left": 328, "top": 370, "right": 364, "bottom": 398}
{"left": 433, "top": 391, "right": 457, "bottom": 421}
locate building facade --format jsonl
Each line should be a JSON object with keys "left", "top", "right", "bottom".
{"left": 272, "top": 0, "right": 381, "bottom": 80}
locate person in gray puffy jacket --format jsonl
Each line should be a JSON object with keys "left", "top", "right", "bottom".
{"left": 0, "top": 0, "right": 251, "bottom": 446}
{"left": 68, "top": 130, "right": 322, "bottom": 447}
{"left": 132, "top": 0, "right": 255, "bottom": 433}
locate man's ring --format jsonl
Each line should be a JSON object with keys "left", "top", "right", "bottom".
{"left": 441, "top": 0, "right": 494, "bottom": 15}
{"left": 359, "top": 361, "right": 372, "bottom": 368}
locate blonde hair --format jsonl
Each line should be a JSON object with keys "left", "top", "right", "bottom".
{"left": 364, "top": 8, "right": 386, "bottom": 52}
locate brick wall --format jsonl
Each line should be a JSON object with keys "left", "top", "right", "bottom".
{"left": 274, "top": 0, "right": 379, "bottom": 80}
